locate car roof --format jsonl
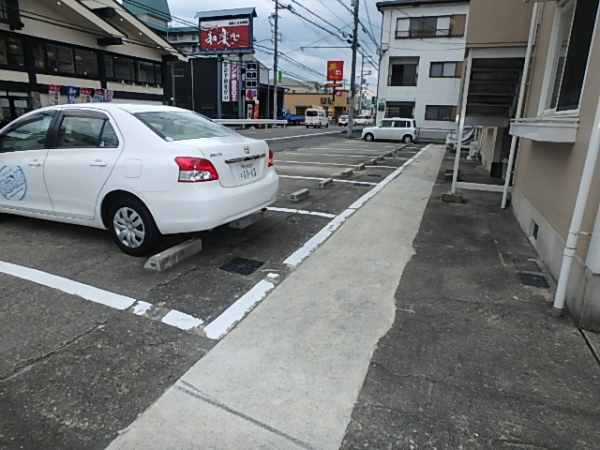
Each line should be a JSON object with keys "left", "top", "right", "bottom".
{"left": 32, "top": 103, "right": 189, "bottom": 115}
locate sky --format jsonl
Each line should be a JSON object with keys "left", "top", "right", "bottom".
{"left": 166, "top": 0, "right": 382, "bottom": 92}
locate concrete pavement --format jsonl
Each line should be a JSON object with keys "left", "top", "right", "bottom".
{"left": 106, "top": 145, "right": 600, "bottom": 449}
{"left": 106, "top": 146, "right": 443, "bottom": 449}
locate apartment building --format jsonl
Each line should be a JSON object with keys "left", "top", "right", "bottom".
{"left": 0, "top": 0, "right": 183, "bottom": 127}
{"left": 457, "top": 0, "right": 600, "bottom": 331}
{"left": 376, "top": 0, "right": 470, "bottom": 141}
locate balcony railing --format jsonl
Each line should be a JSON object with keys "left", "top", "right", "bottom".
{"left": 389, "top": 75, "right": 418, "bottom": 87}
{"left": 395, "top": 29, "right": 450, "bottom": 39}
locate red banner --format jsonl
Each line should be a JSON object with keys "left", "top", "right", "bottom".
{"left": 200, "top": 18, "right": 251, "bottom": 52}
{"left": 327, "top": 61, "right": 344, "bottom": 81}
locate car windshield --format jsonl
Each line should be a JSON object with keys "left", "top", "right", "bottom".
{"left": 340, "top": 116, "right": 348, "bottom": 119}
{"left": 306, "top": 110, "right": 319, "bottom": 117}
{"left": 134, "top": 111, "right": 236, "bottom": 141}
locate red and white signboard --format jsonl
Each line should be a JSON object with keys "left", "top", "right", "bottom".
{"left": 200, "top": 18, "right": 251, "bottom": 52}
{"left": 327, "top": 61, "right": 344, "bottom": 82}
{"left": 230, "top": 61, "right": 239, "bottom": 101}
{"left": 246, "top": 89, "right": 258, "bottom": 102}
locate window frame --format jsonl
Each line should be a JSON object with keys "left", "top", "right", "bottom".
{"left": 0, "top": 111, "right": 56, "bottom": 153}
{"left": 51, "top": 110, "right": 120, "bottom": 149}
{"left": 0, "top": 33, "right": 25, "bottom": 69}
{"left": 395, "top": 14, "right": 464, "bottom": 39}
{"left": 388, "top": 60, "right": 419, "bottom": 86}
{"left": 429, "top": 61, "right": 460, "bottom": 78}
{"left": 425, "top": 105, "right": 455, "bottom": 121}
{"left": 537, "top": 0, "right": 598, "bottom": 117}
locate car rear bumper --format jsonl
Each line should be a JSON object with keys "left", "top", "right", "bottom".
{"left": 142, "top": 169, "right": 280, "bottom": 235}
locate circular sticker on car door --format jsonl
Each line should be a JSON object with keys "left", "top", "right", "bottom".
{"left": 0, "top": 165, "right": 28, "bottom": 201}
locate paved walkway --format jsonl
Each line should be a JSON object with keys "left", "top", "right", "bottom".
{"left": 106, "top": 146, "right": 600, "bottom": 449}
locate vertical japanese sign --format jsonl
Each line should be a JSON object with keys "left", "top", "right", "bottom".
{"left": 327, "top": 61, "right": 344, "bottom": 81}
{"left": 80, "top": 88, "right": 93, "bottom": 103}
{"left": 230, "top": 61, "right": 239, "bottom": 103}
{"left": 222, "top": 60, "right": 231, "bottom": 102}
{"left": 200, "top": 18, "right": 251, "bottom": 52}
{"left": 67, "top": 86, "right": 80, "bottom": 104}
{"left": 49, "top": 85, "right": 61, "bottom": 106}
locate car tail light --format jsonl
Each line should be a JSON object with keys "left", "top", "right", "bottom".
{"left": 175, "top": 157, "right": 219, "bottom": 182}
{"left": 268, "top": 149, "right": 274, "bottom": 167}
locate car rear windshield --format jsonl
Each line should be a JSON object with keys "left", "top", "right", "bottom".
{"left": 134, "top": 111, "right": 236, "bottom": 141}
{"left": 306, "top": 110, "right": 319, "bottom": 116}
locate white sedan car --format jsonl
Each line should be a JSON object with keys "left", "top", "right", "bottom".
{"left": 0, "top": 104, "right": 279, "bottom": 256}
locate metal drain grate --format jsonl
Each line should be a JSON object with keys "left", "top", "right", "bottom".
{"left": 514, "top": 258, "right": 540, "bottom": 272}
{"left": 219, "top": 257, "right": 264, "bottom": 276}
{"left": 353, "top": 183, "right": 371, "bottom": 187}
{"left": 367, "top": 174, "right": 382, "bottom": 178}
{"left": 519, "top": 273, "right": 549, "bottom": 288}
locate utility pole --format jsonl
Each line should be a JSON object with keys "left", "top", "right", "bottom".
{"left": 358, "top": 54, "right": 365, "bottom": 114}
{"left": 347, "top": 0, "right": 359, "bottom": 137}
{"left": 272, "top": 1, "right": 280, "bottom": 120}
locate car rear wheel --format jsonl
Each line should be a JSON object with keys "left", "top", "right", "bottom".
{"left": 108, "top": 197, "right": 161, "bottom": 256}
{"left": 403, "top": 135, "right": 413, "bottom": 144}
{"left": 364, "top": 133, "right": 375, "bottom": 142}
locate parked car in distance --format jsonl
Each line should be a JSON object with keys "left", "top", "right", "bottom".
{"left": 353, "top": 115, "right": 369, "bottom": 126}
{"left": 362, "top": 117, "right": 419, "bottom": 144}
{"left": 277, "top": 108, "right": 303, "bottom": 126}
{"left": 0, "top": 104, "right": 279, "bottom": 256}
{"left": 305, "top": 109, "right": 329, "bottom": 128}
{"left": 338, "top": 115, "right": 349, "bottom": 126}
{"left": 365, "top": 115, "right": 376, "bottom": 126}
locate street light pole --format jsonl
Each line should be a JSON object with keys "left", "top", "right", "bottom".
{"left": 347, "top": 0, "right": 359, "bottom": 137}
{"left": 358, "top": 54, "right": 364, "bottom": 114}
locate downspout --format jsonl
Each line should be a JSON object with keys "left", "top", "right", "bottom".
{"left": 501, "top": 2, "right": 542, "bottom": 209}
{"left": 553, "top": 94, "right": 600, "bottom": 316}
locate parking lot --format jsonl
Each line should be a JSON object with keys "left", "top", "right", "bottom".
{"left": 0, "top": 130, "right": 424, "bottom": 449}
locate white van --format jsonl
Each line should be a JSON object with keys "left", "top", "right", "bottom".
{"left": 305, "top": 109, "right": 329, "bottom": 128}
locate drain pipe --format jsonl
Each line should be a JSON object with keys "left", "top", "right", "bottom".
{"left": 501, "top": 2, "right": 542, "bottom": 209}
{"left": 553, "top": 94, "right": 600, "bottom": 316}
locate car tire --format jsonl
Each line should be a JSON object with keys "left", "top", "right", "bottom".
{"left": 403, "top": 135, "right": 413, "bottom": 144}
{"left": 326, "top": 123, "right": 329, "bottom": 128}
{"left": 306, "top": 125, "right": 310, "bottom": 128}
{"left": 108, "top": 196, "right": 161, "bottom": 256}
{"left": 364, "top": 133, "right": 375, "bottom": 142}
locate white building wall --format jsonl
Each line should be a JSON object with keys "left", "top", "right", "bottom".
{"left": 377, "top": 2, "right": 469, "bottom": 141}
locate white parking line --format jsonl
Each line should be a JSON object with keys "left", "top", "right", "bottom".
{"left": 264, "top": 131, "right": 340, "bottom": 141}
{"left": 267, "top": 207, "right": 336, "bottom": 219}
{"left": 308, "top": 147, "right": 393, "bottom": 153}
{"left": 0, "top": 260, "right": 204, "bottom": 332}
{"left": 278, "top": 175, "right": 378, "bottom": 185}
{"left": 283, "top": 145, "right": 431, "bottom": 268}
{"left": 285, "top": 153, "right": 379, "bottom": 159}
{"left": 204, "top": 278, "right": 276, "bottom": 339}
{"left": 278, "top": 160, "right": 370, "bottom": 167}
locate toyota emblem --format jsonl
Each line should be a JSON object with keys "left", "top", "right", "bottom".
{"left": 244, "top": 146, "right": 250, "bottom": 154}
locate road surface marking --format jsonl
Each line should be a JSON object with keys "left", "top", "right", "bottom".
{"left": 278, "top": 175, "right": 377, "bottom": 185}
{"left": 285, "top": 153, "right": 382, "bottom": 159}
{"left": 264, "top": 131, "right": 340, "bottom": 141}
{"left": 267, "top": 207, "right": 336, "bottom": 219}
{"left": 204, "top": 279, "right": 276, "bottom": 340}
{"left": 0, "top": 260, "right": 204, "bottom": 332}
{"left": 283, "top": 145, "right": 431, "bottom": 267}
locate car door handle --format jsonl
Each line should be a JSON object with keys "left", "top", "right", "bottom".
{"left": 28, "top": 160, "right": 42, "bottom": 167}
{"left": 90, "top": 160, "right": 107, "bottom": 167}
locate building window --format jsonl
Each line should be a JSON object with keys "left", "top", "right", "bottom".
{"left": 0, "top": 35, "right": 24, "bottom": 67}
{"left": 388, "top": 58, "right": 418, "bottom": 86}
{"left": 396, "top": 15, "right": 466, "bottom": 39}
{"left": 46, "top": 43, "right": 74, "bottom": 73}
{"left": 105, "top": 54, "right": 114, "bottom": 78}
{"left": 430, "top": 61, "right": 461, "bottom": 78}
{"left": 74, "top": 48, "right": 98, "bottom": 77}
{"left": 113, "top": 56, "right": 135, "bottom": 82}
{"left": 136, "top": 60, "right": 155, "bottom": 84}
{"left": 386, "top": 102, "right": 414, "bottom": 118}
{"left": 545, "top": 0, "right": 599, "bottom": 112}
{"left": 425, "top": 105, "right": 455, "bottom": 121}
{"left": 32, "top": 41, "right": 46, "bottom": 69}
{"left": 0, "top": 0, "right": 22, "bottom": 29}
{"left": 155, "top": 63, "right": 162, "bottom": 85}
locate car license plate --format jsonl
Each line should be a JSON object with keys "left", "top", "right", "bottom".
{"left": 238, "top": 162, "right": 257, "bottom": 181}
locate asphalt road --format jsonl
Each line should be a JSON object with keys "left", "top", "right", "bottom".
{"left": 0, "top": 129, "right": 420, "bottom": 449}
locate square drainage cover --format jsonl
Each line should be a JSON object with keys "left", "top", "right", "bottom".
{"left": 519, "top": 273, "right": 549, "bottom": 288}
{"left": 353, "top": 183, "right": 371, "bottom": 187}
{"left": 514, "top": 258, "right": 540, "bottom": 272}
{"left": 219, "top": 257, "right": 264, "bottom": 276}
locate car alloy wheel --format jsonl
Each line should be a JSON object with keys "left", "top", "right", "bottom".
{"left": 403, "top": 135, "right": 413, "bottom": 144}
{"left": 364, "top": 133, "right": 374, "bottom": 142}
{"left": 109, "top": 197, "right": 160, "bottom": 256}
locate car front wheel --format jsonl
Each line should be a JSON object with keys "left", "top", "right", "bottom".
{"left": 109, "top": 197, "right": 161, "bottom": 256}
{"left": 364, "top": 133, "right": 375, "bottom": 142}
